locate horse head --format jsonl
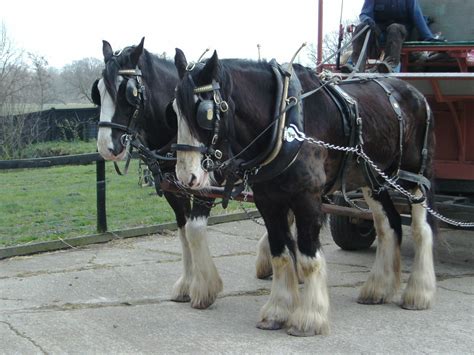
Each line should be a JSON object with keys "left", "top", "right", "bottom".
{"left": 173, "top": 48, "right": 234, "bottom": 188}
{"left": 92, "top": 38, "right": 146, "bottom": 161}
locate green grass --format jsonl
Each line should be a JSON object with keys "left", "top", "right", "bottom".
{"left": 0, "top": 152, "right": 252, "bottom": 247}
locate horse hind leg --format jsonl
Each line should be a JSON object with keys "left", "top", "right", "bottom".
{"left": 358, "top": 187, "right": 401, "bottom": 304}
{"left": 255, "top": 232, "right": 273, "bottom": 279}
{"left": 255, "top": 210, "right": 297, "bottom": 280}
{"left": 255, "top": 203, "right": 299, "bottom": 331}
{"left": 402, "top": 187, "right": 436, "bottom": 310}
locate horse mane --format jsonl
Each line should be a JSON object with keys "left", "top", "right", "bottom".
{"left": 103, "top": 46, "right": 176, "bottom": 104}
{"left": 176, "top": 58, "right": 275, "bottom": 140}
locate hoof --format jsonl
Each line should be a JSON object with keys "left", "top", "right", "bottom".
{"left": 287, "top": 327, "right": 317, "bottom": 337}
{"left": 256, "top": 269, "right": 272, "bottom": 280}
{"left": 256, "top": 319, "right": 284, "bottom": 330}
{"left": 357, "top": 296, "right": 385, "bottom": 305}
{"left": 171, "top": 294, "right": 191, "bottom": 303}
{"left": 190, "top": 298, "right": 215, "bottom": 310}
{"left": 401, "top": 295, "right": 433, "bottom": 310}
{"left": 401, "top": 302, "right": 427, "bottom": 310}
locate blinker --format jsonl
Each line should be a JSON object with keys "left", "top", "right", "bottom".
{"left": 197, "top": 100, "right": 215, "bottom": 130}
{"left": 125, "top": 79, "right": 140, "bottom": 106}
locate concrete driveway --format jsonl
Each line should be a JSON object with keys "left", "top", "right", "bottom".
{"left": 1, "top": 219, "right": 473, "bottom": 354}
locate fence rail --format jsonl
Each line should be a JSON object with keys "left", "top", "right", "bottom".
{"left": 1, "top": 153, "right": 107, "bottom": 233}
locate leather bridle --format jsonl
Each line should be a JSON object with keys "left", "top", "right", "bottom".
{"left": 97, "top": 68, "right": 144, "bottom": 138}
{"left": 171, "top": 76, "right": 228, "bottom": 172}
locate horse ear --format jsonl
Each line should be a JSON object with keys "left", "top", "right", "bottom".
{"left": 200, "top": 50, "right": 220, "bottom": 83}
{"left": 102, "top": 40, "right": 113, "bottom": 63}
{"left": 174, "top": 48, "right": 188, "bottom": 79}
{"left": 130, "top": 37, "right": 145, "bottom": 66}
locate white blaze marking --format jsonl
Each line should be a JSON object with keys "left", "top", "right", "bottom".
{"left": 97, "top": 77, "right": 125, "bottom": 160}
{"left": 173, "top": 99, "right": 209, "bottom": 188}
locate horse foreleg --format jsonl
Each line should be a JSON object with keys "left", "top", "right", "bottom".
{"left": 255, "top": 202, "right": 299, "bottom": 330}
{"left": 287, "top": 251, "right": 330, "bottom": 336}
{"left": 165, "top": 193, "right": 193, "bottom": 303}
{"left": 287, "top": 196, "right": 330, "bottom": 336}
{"left": 358, "top": 188, "right": 401, "bottom": 304}
{"left": 171, "top": 227, "right": 192, "bottom": 302}
{"left": 402, "top": 188, "right": 436, "bottom": 310}
{"left": 187, "top": 217, "right": 223, "bottom": 309}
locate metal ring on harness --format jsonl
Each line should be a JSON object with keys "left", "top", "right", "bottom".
{"left": 219, "top": 101, "right": 229, "bottom": 112}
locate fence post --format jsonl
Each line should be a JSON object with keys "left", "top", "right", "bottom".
{"left": 96, "top": 160, "right": 107, "bottom": 233}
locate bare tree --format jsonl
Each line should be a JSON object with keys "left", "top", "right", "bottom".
{"left": 26, "top": 53, "right": 53, "bottom": 110}
{"left": 0, "top": 23, "right": 47, "bottom": 159}
{"left": 307, "top": 18, "right": 358, "bottom": 67}
{"left": 60, "top": 57, "right": 103, "bottom": 103}
{"left": 0, "top": 23, "right": 30, "bottom": 109}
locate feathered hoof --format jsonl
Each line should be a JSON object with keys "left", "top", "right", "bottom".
{"left": 401, "top": 275, "right": 435, "bottom": 311}
{"left": 256, "top": 319, "right": 284, "bottom": 330}
{"left": 357, "top": 280, "right": 395, "bottom": 305}
{"left": 287, "top": 327, "right": 318, "bottom": 337}
{"left": 171, "top": 277, "right": 191, "bottom": 303}
{"left": 401, "top": 292, "right": 433, "bottom": 311}
{"left": 190, "top": 289, "right": 221, "bottom": 309}
{"left": 286, "top": 321, "right": 329, "bottom": 337}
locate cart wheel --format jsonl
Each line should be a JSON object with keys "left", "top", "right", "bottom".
{"left": 329, "top": 195, "right": 376, "bottom": 250}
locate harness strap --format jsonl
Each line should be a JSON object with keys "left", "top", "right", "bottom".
{"left": 348, "top": 27, "right": 373, "bottom": 79}
{"left": 171, "top": 144, "right": 208, "bottom": 154}
{"left": 98, "top": 121, "right": 134, "bottom": 134}
{"left": 419, "top": 99, "right": 432, "bottom": 175}
{"left": 372, "top": 78, "right": 404, "bottom": 174}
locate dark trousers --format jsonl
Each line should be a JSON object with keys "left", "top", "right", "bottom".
{"left": 350, "top": 22, "right": 408, "bottom": 71}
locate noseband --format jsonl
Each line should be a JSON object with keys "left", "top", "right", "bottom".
{"left": 171, "top": 77, "right": 228, "bottom": 172}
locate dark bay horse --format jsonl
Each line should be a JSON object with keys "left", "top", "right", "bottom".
{"left": 172, "top": 49, "right": 437, "bottom": 336}
{"left": 92, "top": 39, "right": 228, "bottom": 309}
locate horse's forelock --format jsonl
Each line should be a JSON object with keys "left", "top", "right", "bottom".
{"left": 103, "top": 58, "right": 120, "bottom": 103}
{"left": 176, "top": 74, "right": 201, "bottom": 138}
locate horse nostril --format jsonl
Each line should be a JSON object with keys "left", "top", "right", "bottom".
{"left": 188, "top": 174, "right": 197, "bottom": 187}
{"left": 108, "top": 147, "right": 122, "bottom": 157}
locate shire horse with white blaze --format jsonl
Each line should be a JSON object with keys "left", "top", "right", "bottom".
{"left": 172, "top": 48, "right": 437, "bottom": 336}
{"left": 92, "top": 39, "right": 233, "bottom": 309}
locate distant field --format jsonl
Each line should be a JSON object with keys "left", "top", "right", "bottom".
{"left": 0, "top": 141, "right": 250, "bottom": 247}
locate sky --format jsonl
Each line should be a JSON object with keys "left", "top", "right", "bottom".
{"left": 1, "top": 0, "right": 363, "bottom": 69}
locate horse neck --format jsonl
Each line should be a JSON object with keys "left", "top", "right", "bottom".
{"left": 227, "top": 63, "right": 276, "bottom": 147}
{"left": 140, "top": 53, "right": 178, "bottom": 147}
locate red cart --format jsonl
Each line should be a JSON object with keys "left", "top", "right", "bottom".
{"left": 316, "top": 0, "right": 474, "bottom": 249}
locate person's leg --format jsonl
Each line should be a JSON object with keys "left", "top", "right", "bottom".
{"left": 377, "top": 23, "right": 407, "bottom": 72}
